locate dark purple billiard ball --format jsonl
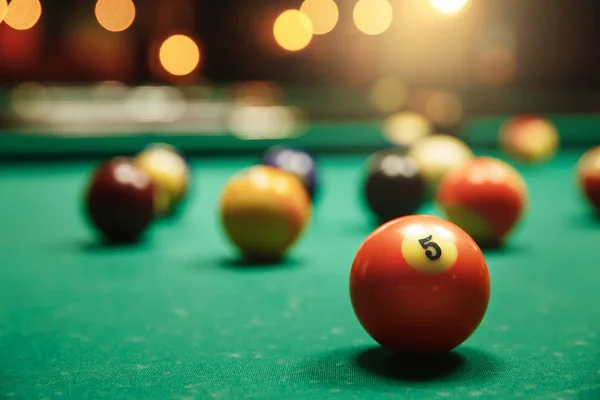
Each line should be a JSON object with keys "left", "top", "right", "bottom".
{"left": 85, "top": 157, "right": 156, "bottom": 243}
{"left": 261, "top": 146, "right": 318, "bottom": 201}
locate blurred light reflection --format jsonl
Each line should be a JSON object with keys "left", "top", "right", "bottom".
{"left": 229, "top": 105, "right": 300, "bottom": 139}
{"left": 95, "top": 0, "right": 136, "bottom": 32}
{"left": 4, "top": 0, "right": 42, "bottom": 30}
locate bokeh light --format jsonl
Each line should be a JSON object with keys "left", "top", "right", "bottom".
{"left": 474, "top": 24, "right": 518, "bottom": 86}
{"left": 483, "top": 24, "right": 518, "bottom": 52}
{"left": 353, "top": 0, "right": 393, "bottom": 36}
{"left": 229, "top": 105, "right": 301, "bottom": 140}
{"left": 159, "top": 34, "right": 201, "bottom": 76}
{"left": 430, "top": 0, "right": 470, "bottom": 14}
{"left": 95, "top": 0, "right": 136, "bottom": 32}
{"left": 369, "top": 75, "right": 408, "bottom": 114}
{"left": 300, "top": 0, "right": 338, "bottom": 35}
{"left": 10, "top": 82, "right": 50, "bottom": 120}
{"left": 234, "top": 81, "right": 284, "bottom": 106}
{"left": 4, "top": 0, "right": 42, "bottom": 30}
{"left": 125, "top": 86, "right": 186, "bottom": 123}
{"left": 91, "top": 81, "right": 128, "bottom": 103}
{"left": 382, "top": 111, "right": 432, "bottom": 147}
{"left": 475, "top": 45, "right": 517, "bottom": 85}
{"left": 0, "top": 0, "right": 8, "bottom": 24}
{"left": 273, "top": 9, "right": 313, "bottom": 52}
{"left": 423, "top": 91, "right": 463, "bottom": 127}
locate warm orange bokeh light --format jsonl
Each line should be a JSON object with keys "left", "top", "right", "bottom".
{"left": 159, "top": 34, "right": 201, "bottom": 76}
{"left": 300, "top": 0, "right": 338, "bottom": 35}
{"left": 95, "top": 0, "right": 136, "bottom": 32}
{"left": 273, "top": 9, "right": 313, "bottom": 52}
{"left": 383, "top": 111, "right": 432, "bottom": 147}
{"left": 0, "top": 0, "right": 8, "bottom": 24}
{"left": 476, "top": 45, "right": 517, "bottom": 85}
{"left": 430, "top": 0, "right": 470, "bottom": 14}
{"left": 353, "top": 0, "right": 393, "bottom": 36}
{"left": 4, "top": 0, "right": 42, "bottom": 30}
{"left": 423, "top": 91, "right": 464, "bottom": 127}
{"left": 369, "top": 75, "right": 408, "bottom": 113}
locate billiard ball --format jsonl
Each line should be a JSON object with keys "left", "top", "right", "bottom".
{"left": 576, "top": 145, "right": 600, "bottom": 215}
{"left": 84, "top": 157, "right": 156, "bottom": 243}
{"left": 219, "top": 165, "right": 311, "bottom": 260}
{"left": 499, "top": 115, "right": 559, "bottom": 164}
{"left": 408, "top": 134, "right": 474, "bottom": 195}
{"left": 261, "top": 146, "right": 318, "bottom": 201}
{"left": 363, "top": 148, "right": 427, "bottom": 223}
{"left": 436, "top": 157, "right": 528, "bottom": 248}
{"left": 350, "top": 215, "right": 490, "bottom": 354}
{"left": 135, "top": 143, "right": 190, "bottom": 217}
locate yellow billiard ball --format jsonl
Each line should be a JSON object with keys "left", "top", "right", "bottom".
{"left": 499, "top": 115, "right": 559, "bottom": 164}
{"left": 219, "top": 165, "right": 312, "bottom": 260}
{"left": 135, "top": 143, "right": 190, "bottom": 217}
{"left": 408, "top": 134, "right": 474, "bottom": 195}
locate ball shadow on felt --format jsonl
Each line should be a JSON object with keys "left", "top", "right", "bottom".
{"left": 77, "top": 235, "right": 151, "bottom": 252}
{"left": 355, "top": 346, "right": 501, "bottom": 383}
{"left": 569, "top": 209, "right": 600, "bottom": 229}
{"left": 218, "top": 254, "right": 302, "bottom": 270}
{"left": 477, "top": 237, "right": 531, "bottom": 255}
{"left": 355, "top": 347, "right": 466, "bottom": 382}
{"left": 295, "top": 345, "right": 501, "bottom": 388}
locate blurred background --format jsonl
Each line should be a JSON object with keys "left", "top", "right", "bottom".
{"left": 2, "top": 0, "right": 600, "bottom": 155}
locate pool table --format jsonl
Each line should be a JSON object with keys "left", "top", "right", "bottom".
{"left": 1, "top": 117, "right": 599, "bottom": 399}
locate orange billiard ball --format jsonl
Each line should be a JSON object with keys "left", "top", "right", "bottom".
{"left": 499, "top": 115, "right": 559, "bottom": 164}
{"left": 350, "top": 215, "right": 490, "bottom": 354}
{"left": 577, "top": 145, "right": 600, "bottom": 215}
{"left": 219, "top": 165, "right": 311, "bottom": 260}
{"left": 436, "top": 157, "right": 528, "bottom": 248}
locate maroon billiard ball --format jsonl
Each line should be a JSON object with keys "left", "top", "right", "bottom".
{"left": 85, "top": 157, "right": 156, "bottom": 243}
{"left": 577, "top": 145, "right": 600, "bottom": 215}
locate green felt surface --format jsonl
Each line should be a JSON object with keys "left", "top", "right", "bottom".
{"left": 1, "top": 149, "right": 600, "bottom": 399}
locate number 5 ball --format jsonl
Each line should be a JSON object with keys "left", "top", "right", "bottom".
{"left": 350, "top": 215, "right": 490, "bottom": 354}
